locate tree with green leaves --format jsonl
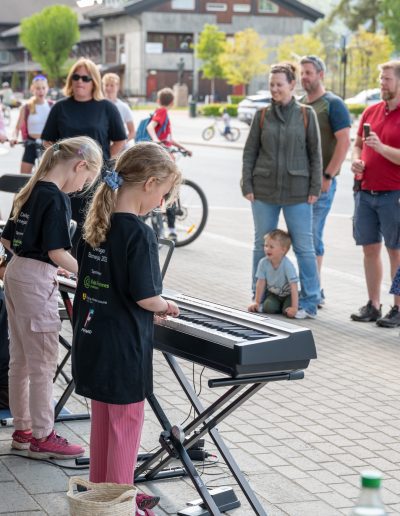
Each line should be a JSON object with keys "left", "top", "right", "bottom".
{"left": 195, "top": 24, "right": 226, "bottom": 98}
{"left": 347, "top": 27, "right": 393, "bottom": 94}
{"left": 219, "top": 28, "right": 268, "bottom": 93}
{"left": 20, "top": 5, "right": 80, "bottom": 85}
{"left": 276, "top": 33, "right": 326, "bottom": 63}
{"left": 325, "top": 0, "right": 381, "bottom": 33}
{"left": 380, "top": 0, "right": 400, "bottom": 52}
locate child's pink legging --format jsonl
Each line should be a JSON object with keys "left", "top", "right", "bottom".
{"left": 89, "top": 399, "right": 145, "bottom": 484}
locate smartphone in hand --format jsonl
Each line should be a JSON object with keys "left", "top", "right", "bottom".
{"left": 363, "top": 123, "right": 371, "bottom": 138}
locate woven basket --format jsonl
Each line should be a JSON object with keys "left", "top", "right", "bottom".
{"left": 67, "top": 476, "right": 137, "bottom": 516}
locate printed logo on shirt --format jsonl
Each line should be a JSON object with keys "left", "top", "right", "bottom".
{"left": 84, "top": 308, "right": 94, "bottom": 328}
{"left": 83, "top": 275, "right": 110, "bottom": 291}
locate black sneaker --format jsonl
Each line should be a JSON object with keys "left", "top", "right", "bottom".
{"left": 376, "top": 305, "right": 400, "bottom": 327}
{"left": 350, "top": 301, "right": 382, "bottom": 322}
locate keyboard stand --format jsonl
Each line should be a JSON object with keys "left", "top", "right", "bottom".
{"left": 135, "top": 352, "right": 304, "bottom": 515}
{"left": 54, "top": 286, "right": 90, "bottom": 423}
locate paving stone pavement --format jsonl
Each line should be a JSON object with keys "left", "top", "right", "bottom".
{"left": 1, "top": 136, "right": 400, "bottom": 515}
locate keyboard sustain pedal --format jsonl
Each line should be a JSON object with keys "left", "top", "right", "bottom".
{"left": 177, "top": 486, "right": 240, "bottom": 515}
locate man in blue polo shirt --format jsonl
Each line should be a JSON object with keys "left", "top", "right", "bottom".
{"left": 300, "top": 55, "right": 351, "bottom": 307}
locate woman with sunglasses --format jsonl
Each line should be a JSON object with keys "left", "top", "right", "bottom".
{"left": 11, "top": 75, "right": 52, "bottom": 174}
{"left": 41, "top": 58, "right": 127, "bottom": 254}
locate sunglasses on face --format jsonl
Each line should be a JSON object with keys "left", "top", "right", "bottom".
{"left": 72, "top": 73, "right": 92, "bottom": 83}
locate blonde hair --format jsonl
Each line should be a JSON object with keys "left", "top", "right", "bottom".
{"left": 12, "top": 136, "right": 103, "bottom": 221}
{"left": 84, "top": 142, "right": 181, "bottom": 248}
{"left": 63, "top": 58, "right": 104, "bottom": 101}
{"left": 379, "top": 60, "right": 400, "bottom": 80}
{"left": 102, "top": 73, "right": 120, "bottom": 86}
{"left": 264, "top": 229, "right": 292, "bottom": 251}
{"left": 27, "top": 77, "right": 49, "bottom": 115}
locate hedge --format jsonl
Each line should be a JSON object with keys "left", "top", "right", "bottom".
{"left": 346, "top": 103, "right": 367, "bottom": 117}
{"left": 198, "top": 103, "right": 238, "bottom": 117}
{"left": 228, "top": 95, "right": 245, "bottom": 105}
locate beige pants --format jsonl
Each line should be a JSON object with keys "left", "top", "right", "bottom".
{"left": 4, "top": 256, "right": 61, "bottom": 438}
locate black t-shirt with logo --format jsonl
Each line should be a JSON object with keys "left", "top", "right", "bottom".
{"left": 41, "top": 97, "right": 126, "bottom": 161}
{"left": 1, "top": 181, "right": 72, "bottom": 266}
{"left": 72, "top": 214, "right": 162, "bottom": 404}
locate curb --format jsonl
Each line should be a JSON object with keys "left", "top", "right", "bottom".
{"left": 180, "top": 140, "right": 244, "bottom": 150}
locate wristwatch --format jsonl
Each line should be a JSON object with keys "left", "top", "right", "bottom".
{"left": 323, "top": 172, "right": 333, "bottom": 180}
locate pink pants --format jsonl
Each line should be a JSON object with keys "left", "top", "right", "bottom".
{"left": 89, "top": 399, "right": 145, "bottom": 484}
{"left": 4, "top": 256, "right": 61, "bottom": 439}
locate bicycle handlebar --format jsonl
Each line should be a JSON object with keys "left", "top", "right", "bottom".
{"left": 158, "top": 142, "right": 191, "bottom": 157}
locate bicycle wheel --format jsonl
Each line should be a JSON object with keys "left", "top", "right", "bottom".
{"left": 229, "top": 127, "right": 241, "bottom": 141}
{"left": 202, "top": 126, "right": 215, "bottom": 141}
{"left": 174, "top": 179, "right": 208, "bottom": 247}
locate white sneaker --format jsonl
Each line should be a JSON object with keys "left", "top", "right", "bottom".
{"left": 295, "top": 309, "right": 317, "bottom": 320}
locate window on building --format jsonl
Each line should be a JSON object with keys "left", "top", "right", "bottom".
{"left": 105, "top": 36, "right": 117, "bottom": 63}
{"left": 171, "top": 0, "right": 195, "bottom": 9}
{"left": 258, "top": 0, "right": 279, "bottom": 13}
{"left": 206, "top": 3, "right": 227, "bottom": 11}
{"left": 233, "top": 3, "right": 251, "bottom": 12}
{"left": 0, "top": 51, "right": 9, "bottom": 64}
{"left": 147, "top": 33, "right": 194, "bottom": 52}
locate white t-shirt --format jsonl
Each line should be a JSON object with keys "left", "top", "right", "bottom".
{"left": 27, "top": 102, "right": 51, "bottom": 136}
{"left": 114, "top": 98, "right": 133, "bottom": 127}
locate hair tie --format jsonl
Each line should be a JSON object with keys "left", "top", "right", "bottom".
{"left": 77, "top": 144, "right": 89, "bottom": 158}
{"left": 101, "top": 166, "right": 123, "bottom": 191}
{"left": 52, "top": 143, "right": 60, "bottom": 153}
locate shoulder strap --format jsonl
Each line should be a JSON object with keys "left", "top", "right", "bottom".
{"left": 259, "top": 107, "right": 269, "bottom": 130}
{"left": 300, "top": 105, "right": 309, "bottom": 130}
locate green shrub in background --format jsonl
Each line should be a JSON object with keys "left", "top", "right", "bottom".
{"left": 228, "top": 95, "right": 245, "bottom": 105}
{"left": 198, "top": 103, "right": 238, "bottom": 117}
{"left": 346, "top": 103, "right": 367, "bottom": 117}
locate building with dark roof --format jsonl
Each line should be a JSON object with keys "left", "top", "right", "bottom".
{"left": 0, "top": 0, "right": 323, "bottom": 99}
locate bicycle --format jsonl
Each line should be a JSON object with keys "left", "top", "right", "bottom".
{"left": 202, "top": 118, "right": 240, "bottom": 142}
{"left": 1, "top": 104, "right": 11, "bottom": 125}
{"left": 144, "top": 146, "right": 208, "bottom": 247}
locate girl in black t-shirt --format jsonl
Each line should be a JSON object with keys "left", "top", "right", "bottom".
{"left": 72, "top": 142, "right": 181, "bottom": 514}
{"left": 1, "top": 136, "right": 102, "bottom": 459}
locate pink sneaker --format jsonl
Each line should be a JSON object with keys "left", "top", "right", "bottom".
{"left": 137, "top": 493, "right": 160, "bottom": 510}
{"left": 29, "top": 430, "right": 84, "bottom": 460}
{"left": 12, "top": 430, "right": 33, "bottom": 450}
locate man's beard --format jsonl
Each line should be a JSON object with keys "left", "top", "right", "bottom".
{"left": 302, "top": 81, "right": 319, "bottom": 94}
{"left": 381, "top": 90, "right": 396, "bottom": 101}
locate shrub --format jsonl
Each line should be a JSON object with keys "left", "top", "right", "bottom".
{"left": 228, "top": 95, "right": 245, "bottom": 105}
{"left": 346, "top": 103, "right": 366, "bottom": 117}
{"left": 198, "top": 103, "right": 238, "bottom": 117}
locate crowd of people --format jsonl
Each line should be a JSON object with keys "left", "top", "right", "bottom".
{"left": 1, "top": 54, "right": 400, "bottom": 514}
{"left": 243, "top": 56, "right": 400, "bottom": 328}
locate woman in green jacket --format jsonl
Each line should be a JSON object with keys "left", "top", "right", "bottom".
{"left": 241, "top": 62, "right": 322, "bottom": 318}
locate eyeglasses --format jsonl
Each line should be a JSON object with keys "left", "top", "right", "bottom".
{"left": 72, "top": 73, "right": 93, "bottom": 83}
{"left": 33, "top": 75, "right": 47, "bottom": 82}
{"left": 300, "top": 55, "right": 326, "bottom": 73}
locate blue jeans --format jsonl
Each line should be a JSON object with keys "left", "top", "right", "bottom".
{"left": 251, "top": 200, "right": 320, "bottom": 315}
{"left": 312, "top": 178, "right": 337, "bottom": 256}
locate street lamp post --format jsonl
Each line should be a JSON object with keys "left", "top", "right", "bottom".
{"left": 340, "top": 35, "right": 348, "bottom": 100}
{"left": 24, "top": 50, "right": 29, "bottom": 96}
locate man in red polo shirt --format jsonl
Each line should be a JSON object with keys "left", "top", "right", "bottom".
{"left": 351, "top": 60, "right": 400, "bottom": 326}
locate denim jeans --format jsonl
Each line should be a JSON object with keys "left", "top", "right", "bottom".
{"left": 312, "top": 178, "right": 337, "bottom": 256}
{"left": 251, "top": 200, "right": 320, "bottom": 315}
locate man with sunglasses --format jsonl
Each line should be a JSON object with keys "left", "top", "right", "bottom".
{"left": 300, "top": 55, "right": 351, "bottom": 307}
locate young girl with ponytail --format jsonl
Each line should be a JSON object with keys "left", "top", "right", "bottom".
{"left": 1, "top": 136, "right": 102, "bottom": 458}
{"left": 72, "top": 142, "right": 181, "bottom": 514}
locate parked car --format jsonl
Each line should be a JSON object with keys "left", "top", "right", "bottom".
{"left": 345, "top": 88, "right": 381, "bottom": 106}
{"left": 238, "top": 90, "right": 272, "bottom": 125}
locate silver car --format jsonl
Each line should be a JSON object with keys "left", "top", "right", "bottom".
{"left": 237, "top": 90, "right": 272, "bottom": 125}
